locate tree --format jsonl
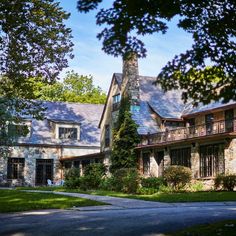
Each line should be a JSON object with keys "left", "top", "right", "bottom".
{"left": 110, "top": 97, "right": 140, "bottom": 173}
{"left": 29, "top": 71, "right": 107, "bottom": 104}
{"left": 77, "top": 0, "right": 235, "bottom": 104}
{"left": 0, "top": 0, "right": 73, "bottom": 146}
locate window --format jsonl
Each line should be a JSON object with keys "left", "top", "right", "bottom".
{"left": 73, "top": 161, "right": 80, "bottom": 168}
{"left": 105, "top": 124, "right": 110, "bottom": 147}
{"left": 59, "top": 127, "right": 77, "bottom": 139}
{"left": 113, "top": 94, "right": 121, "bottom": 104}
{"left": 225, "top": 109, "right": 234, "bottom": 132}
{"left": 142, "top": 153, "right": 150, "bottom": 175}
{"left": 64, "top": 162, "right": 72, "bottom": 169}
{"left": 205, "top": 114, "right": 214, "bottom": 135}
{"left": 112, "top": 94, "right": 121, "bottom": 111}
{"left": 170, "top": 148, "right": 191, "bottom": 168}
{"left": 82, "top": 160, "right": 90, "bottom": 169}
{"left": 35, "top": 159, "right": 53, "bottom": 185}
{"left": 7, "top": 158, "right": 25, "bottom": 179}
{"left": 130, "top": 105, "right": 140, "bottom": 112}
{"left": 200, "top": 144, "right": 225, "bottom": 177}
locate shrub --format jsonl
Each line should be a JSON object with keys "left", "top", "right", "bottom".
{"left": 214, "top": 174, "right": 224, "bottom": 190}
{"left": 215, "top": 174, "right": 236, "bottom": 191}
{"left": 99, "top": 177, "right": 116, "bottom": 191}
{"left": 64, "top": 168, "right": 80, "bottom": 189}
{"left": 141, "top": 177, "right": 166, "bottom": 190}
{"left": 81, "top": 163, "right": 107, "bottom": 190}
{"left": 163, "top": 165, "right": 192, "bottom": 191}
{"left": 137, "top": 187, "right": 158, "bottom": 195}
{"left": 112, "top": 168, "right": 140, "bottom": 194}
{"left": 188, "top": 180, "right": 204, "bottom": 192}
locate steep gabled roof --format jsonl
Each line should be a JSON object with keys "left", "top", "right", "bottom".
{"left": 17, "top": 101, "right": 104, "bottom": 147}
{"left": 98, "top": 73, "right": 122, "bottom": 128}
{"left": 139, "top": 76, "right": 184, "bottom": 119}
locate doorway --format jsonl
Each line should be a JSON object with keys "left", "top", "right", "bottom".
{"left": 35, "top": 159, "right": 53, "bottom": 185}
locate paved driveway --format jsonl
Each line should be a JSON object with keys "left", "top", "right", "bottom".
{"left": 1, "top": 191, "right": 236, "bottom": 236}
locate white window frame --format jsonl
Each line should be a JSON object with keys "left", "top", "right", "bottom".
{"left": 55, "top": 123, "right": 80, "bottom": 140}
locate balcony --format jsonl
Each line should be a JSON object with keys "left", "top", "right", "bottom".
{"left": 140, "top": 119, "right": 236, "bottom": 146}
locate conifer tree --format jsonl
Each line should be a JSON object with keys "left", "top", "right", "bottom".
{"left": 110, "top": 97, "right": 140, "bottom": 173}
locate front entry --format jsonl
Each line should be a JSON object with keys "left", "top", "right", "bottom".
{"left": 155, "top": 151, "right": 164, "bottom": 177}
{"left": 35, "top": 159, "right": 53, "bottom": 185}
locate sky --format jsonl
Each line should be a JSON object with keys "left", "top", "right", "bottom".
{"left": 59, "top": 0, "right": 193, "bottom": 92}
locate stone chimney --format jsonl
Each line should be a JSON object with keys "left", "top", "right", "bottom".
{"left": 121, "top": 52, "right": 140, "bottom": 106}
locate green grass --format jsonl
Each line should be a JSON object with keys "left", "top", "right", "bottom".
{"left": 16, "top": 187, "right": 236, "bottom": 202}
{"left": 172, "top": 220, "right": 236, "bottom": 236}
{"left": 0, "top": 189, "right": 105, "bottom": 213}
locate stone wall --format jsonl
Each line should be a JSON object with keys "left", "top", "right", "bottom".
{"left": 0, "top": 144, "right": 100, "bottom": 186}
{"left": 225, "top": 138, "right": 236, "bottom": 174}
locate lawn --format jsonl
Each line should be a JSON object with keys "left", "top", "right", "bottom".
{"left": 0, "top": 189, "right": 105, "bottom": 213}
{"left": 172, "top": 219, "right": 236, "bottom": 236}
{"left": 17, "top": 187, "right": 236, "bottom": 202}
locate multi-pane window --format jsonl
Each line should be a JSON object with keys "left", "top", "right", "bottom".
{"left": 7, "top": 158, "right": 25, "bottom": 179}
{"left": 170, "top": 148, "right": 191, "bottom": 168}
{"left": 187, "top": 118, "right": 195, "bottom": 135}
{"left": 205, "top": 114, "right": 214, "bottom": 135}
{"left": 142, "top": 153, "right": 150, "bottom": 175}
{"left": 113, "top": 94, "right": 121, "bottom": 104}
{"left": 200, "top": 144, "right": 225, "bottom": 178}
{"left": 64, "top": 161, "right": 72, "bottom": 169}
{"left": 112, "top": 94, "right": 121, "bottom": 111}
{"left": 105, "top": 125, "right": 110, "bottom": 147}
{"left": 59, "top": 127, "right": 77, "bottom": 139}
{"left": 225, "top": 109, "right": 234, "bottom": 132}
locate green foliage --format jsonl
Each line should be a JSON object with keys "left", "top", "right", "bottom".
{"left": 164, "top": 165, "right": 192, "bottom": 191}
{"left": 187, "top": 180, "right": 204, "bottom": 192}
{"left": 64, "top": 163, "right": 107, "bottom": 190}
{"left": 99, "top": 177, "right": 117, "bottom": 191}
{"left": 29, "top": 71, "right": 106, "bottom": 104}
{"left": 175, "top": 220, "right": 236, "bottom": 236}
{"left": 114, "top": 96, "right": 131, "bottom": 130}
{"left": 0, "top": 0, "right": 73, "bottom": 149}
{"left": 215, "top": 174, "right": 236, "bottom": 191}
{"left": 110, "top": 97, "right": 140, "bottom": 173}
{"left": 137, "top": 187, "right": 158, "bottom": 195}
{"left": 80, "top": 163, "right": 107, "bottom": 190}
{"left": 112, "top": 168, "right": 140, "bottom": 194}
{"left": 141, "top": 177, "right": 166, "bottom": 190}
{"left": 78, "top": 0, "right": 235, "bottom": 104}
{"left": 64, "top": 168, "right": 81, "bottom": 189}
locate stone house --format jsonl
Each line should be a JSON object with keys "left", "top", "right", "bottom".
{"left": 99, "top": 55, "right": 236, "bottom": 185}
{"left": 0, "top": 101, "right": 104, "bottom": 186}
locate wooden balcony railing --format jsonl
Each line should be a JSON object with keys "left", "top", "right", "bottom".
{"left": 140, "top": 118, "right": 236, "bottom": 146}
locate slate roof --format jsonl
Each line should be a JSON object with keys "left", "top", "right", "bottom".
{"left": 17, "top": 101, "right": 104, "bottom": 147}
{"left": 182, "top": 100, "right": 236, "bottom": 116}
{"left": 110, "top": 74, "right": 236, "bottom": 135}
{"left": 139, "top": 76, "right": 184, "bottom": 119}
{"left": 133, "top": 76, "right": 185, "bottom": 135}
{"left": 114, "top": 73, "right": 123, "bottom": 88}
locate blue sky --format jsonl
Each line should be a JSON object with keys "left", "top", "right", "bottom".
{"left": 59, "top": 0, "right": 193, "bottom": 92}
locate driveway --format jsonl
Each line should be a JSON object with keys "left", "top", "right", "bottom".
{"left": 1, "top": 191, "right": 236, "bottom": 236}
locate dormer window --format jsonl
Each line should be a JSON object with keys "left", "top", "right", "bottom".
{"left": 59, "top": 127, "right": 77, "bottom": 140}
{"left": 48, "top": 119, "right": 80, "bottom": 140}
